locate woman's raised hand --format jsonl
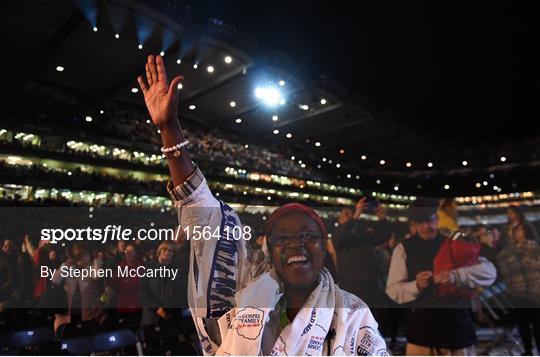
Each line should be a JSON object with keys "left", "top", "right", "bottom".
{"left": 137, "top": 55, "right": 183, "bottom": 129}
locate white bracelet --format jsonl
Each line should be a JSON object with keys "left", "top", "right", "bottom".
{"left": 161, "top": 139, "right": 189, "bottom": 157}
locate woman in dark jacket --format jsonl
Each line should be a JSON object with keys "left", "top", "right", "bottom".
{"left": 139, "top": 241, "right": 186, "bottom": 326}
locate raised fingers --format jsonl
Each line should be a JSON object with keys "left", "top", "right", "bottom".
{"left": 145, "top": 63, "right": 153, "bottom": 86}
{"left": 156, "top": 55, "right": 168, "bottom": 84}
{"left": 137, "top": 76, "right": 148, "bottom": 93}
{"left": 148, "top": 55, "right": 158, "bottom": 84}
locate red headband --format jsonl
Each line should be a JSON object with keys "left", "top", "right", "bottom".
{"left": 265, "top": 202, "right": 327, "bottom": 238}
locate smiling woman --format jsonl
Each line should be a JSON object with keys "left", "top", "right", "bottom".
{"left": 137, "top": 54, "right": 387, "bottom": 356}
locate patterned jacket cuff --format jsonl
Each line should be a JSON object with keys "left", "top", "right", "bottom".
{"left": 167, "top": 167, "right": 205, "bottom": 203}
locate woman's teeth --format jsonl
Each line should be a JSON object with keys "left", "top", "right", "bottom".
{"left": 287, "top": 255, "right": 308, "bottom": 264}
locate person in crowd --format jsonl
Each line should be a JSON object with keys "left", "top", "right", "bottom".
{"left": 109, "top": 240, "right": 128, "bottom": 267}
{"left": 0, "top": 239, "right": 17, "bottom": 311}
{"left": 332, "top": 197, "right": 392, "bottom": 307}
{"left": 136, "top": 54, "right": 387, "bottom": 355}
{"left": 52, "top": 244, "right": 105, "bottom": 331}
{"left": 437, "top": 198, "right": 458, "bottom": 236}
{"left": 497, "top": 223, "right": 540, "bottom": 355}
{"left": 139, "top": 241, "right": 185, "bottom": 326}
{"left": 386, "top": 197, "right": 497, "bottom": 355}
{"left": 111, "top": 243, "right": 144, "bottom": 318}
{"left": 501, "top": 205, "right": 539, "bottom": 248}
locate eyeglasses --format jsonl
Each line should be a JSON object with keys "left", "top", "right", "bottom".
{"left": 267, "top": 231, "right": 322, "bottom": 247}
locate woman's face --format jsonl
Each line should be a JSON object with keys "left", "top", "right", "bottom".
{"left": 269, "top": 212, "right": 325, "bottom": 289}
{"left": 158, "top": 245, "right": 174, "bottom": 265}
{"left": 507, "top": 209, "right": 519, "bottom": 223}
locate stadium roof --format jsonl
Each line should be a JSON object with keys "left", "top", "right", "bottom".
{"left": 1, "top": 0, "right": 538, "bottom": 196}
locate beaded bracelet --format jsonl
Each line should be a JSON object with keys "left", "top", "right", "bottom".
{"left": 161, "top": 139, "right": 189, "bottom": 158}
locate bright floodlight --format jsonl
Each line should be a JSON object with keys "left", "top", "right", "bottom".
{"left": 406, "top": 162, "right": 412, "bottom": 167}
{"left": 115, "top": 33, "right": 120, "bottom": 39}
{"left": 189, "top": 105, "right": 196, "bottom": 110}
{"left": 131, "top": 87, "right": 138, "bottom": 93}
{"left": 193, "top": 63, "right": 198, "bottom": 69}
{"left": 444, "top": 184, "right": 450, "bottom": 190}
{"left": 207, "top": 66, "right": 214, "bottom": 73}
{"left": 278, "top": 80, "right": 285, "bottom": 86}
{"left": 462, "top": 160, "right": 468, "bottom": 166}
{"left": 286, "top": 133, "right": 293, "bottom": 138}
{"left": 224, "top": 56, "right": 232, "bottom": 64}
{"left": 427, "top": 162, "right": 434, "bottom": 167}
{"left": 56, "top": 66, "right": 64, "bottom": 72}
{"left": 272, "top": 115, "right": 278, "bottom": 121}
{"left": 273, "top": 129, "right": 279, "bottom": 135}
{"left": 361, "top": 155, "right": 367, "bottom": 160}
{"left": 500, "top": 156, "right": 507, "bottom": 162}
{"left": 160, "top": 51, "right": 165, "bottom": 56}
{"left": 314, "top": 142, "right": 321, "bottom": 147}
{"left": 235, "top": 118, "right": 242, "bottom": 124}
{"left": 320, "top": 98, "right": 327, "bottom": 105}
{"left": 85, "top": 116, "right": 92, "bottom": 122}
{"left": 176, "top": 59, "right": 182, "bottom": 64}
{"left": 93, "top": 26, "right": 98, "bottom": 32}
{"left": 229, "top": 101, "right": 236, "bottom": 107}
{"left": 379, "top": 160, "right": 386, "bottom": 165}
{"left": 255, "top": 87, "right": 283, "bottom": 106}
{"left": 177, "top": 83, "right": 183, "bottom": 90}
{"left": 279, "top": 99, "right": 286, "bottom": 105}
{"left": 299, "top": 104, "right": 309, "bottom": 111}
{"left": 138, "top": 44, "right": 143, "bottom": 50}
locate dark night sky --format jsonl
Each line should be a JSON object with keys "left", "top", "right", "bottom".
{"left": 181, "top": 0, "right": 539, "bottom": 144}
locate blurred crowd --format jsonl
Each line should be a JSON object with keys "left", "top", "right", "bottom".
{"left": 2, "top": 198, "right": 538, "bottom": 354}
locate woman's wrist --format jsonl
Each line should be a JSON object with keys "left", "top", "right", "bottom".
{"left": 159, "top": 120, "right": 185, "bottom": 147}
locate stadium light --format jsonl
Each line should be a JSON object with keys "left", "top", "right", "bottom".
{"left": 273, "top": 129, "right": 279, "bottom": 134}
{"left": 255, "top": 87, "right": 283, "bottom": 107}
{"left": 176, "top": 59, "right": 182, "bottom": 64}
{"left": 131, "top": 88, "right": 138, "bottom": 93}
{"left": 160, "top": 51, "right": 165, "bottom": 56}
{"left": 189, "top": 105, "right": 196, "bottom": 110}
{"left": 138, "top": 44, "right": 143, "bottom": 50}
{"left": 85, "top": 116, "right": 93, "bottom": 122}
{"left": 406, "top": 162, "right": 412, "bottom": 167}
{"left": 278, "top": 80, "right": 285, "bottom": 86}
{"left": 320, "top": 98, "right": 327, "bottom": 105}
{"left": 361, "top": 155, "right": 367, "bottom": 160}
{"left": 207, "top": 66, "right": 214, "bottom": 73}
{"left": 235, "top": 118, "right": 242, "bottom": 124}
{"left": 286, "top": 133, "right": 293, "bottom": 139}
{"left": 115, "top": 33, "right": 120, "bottom": 39}
{"left": 193, "top": 63, "right": 198, "bottom": 69}
{"left": 93, "top": 26, "right": 98, "bottom": 32}
{"left": 427, "top": 162, "right": 434, "bottom": 167}
{"left": 224, "top": 56, "right": 232, "bottom": 64}
{"left": 272, "top": 115, "right": 278, "bottom": 121}
{"left": 230, "top": 101, "right": 236, "bottom": 107}
{"left": 56, "top": 66, "right": 64, "bottom": 72}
